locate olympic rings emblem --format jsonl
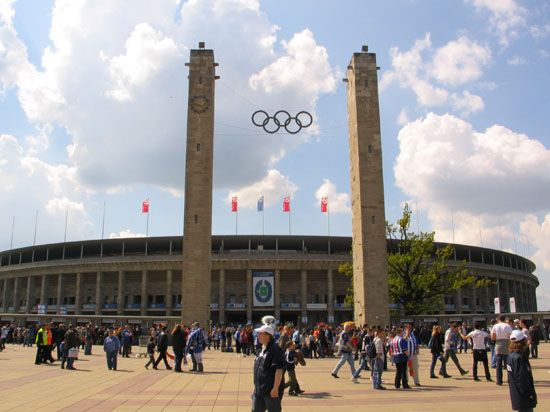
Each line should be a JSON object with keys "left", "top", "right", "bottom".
{"left": 251, "top": 110, "right": 313, "bottom": 134}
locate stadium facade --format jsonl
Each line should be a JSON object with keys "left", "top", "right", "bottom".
{"left": 0, "top": 235, "right": 539, "bottom": 325}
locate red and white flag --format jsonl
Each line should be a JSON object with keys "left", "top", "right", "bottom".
{"left": 142, "top": 199, "right": 149, "bottom": 213}
{"left": 283, "top": 196, "right": 290, "bottom": 212}
{"left": 231, "top": 196, "right": 238, "bottom": 212}
{"left": 321, "top": 197, "right": 328, "bottom": 213}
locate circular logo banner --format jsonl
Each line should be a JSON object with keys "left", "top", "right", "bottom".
{"left": 254, "top": 277, "right": 273, "bottom": 306}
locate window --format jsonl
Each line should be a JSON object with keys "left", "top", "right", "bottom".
{"left": 148, "top": 295, "right": 154, "bottom": 304}
{"left": 133, "top": 295, "right": 141, "bottom": 304}
{"left": 229, "top": 294, "right": 236, "bottom": 304}
{"left": 155, "top": 295, "right": 165, "bottom": 304}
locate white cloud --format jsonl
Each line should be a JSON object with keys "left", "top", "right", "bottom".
{"left": 466, "top": 0, "right": 526, "bottom": 47}
{"left": 109, "top": 229, "right": 145, "bottom": 239}
{"left": 314, "top": 179, "right": 350, "bottom": 214}
{"left": 0, "top": 0, "right": 15, "bottom": 27}
{"left": 507, "top": 55, "right": 526, "bottom": 65}
{"left": 397, "top": 108, "right": 410, "bottom": 126}
{"left": 381, "top": 34, "right": 490, "bottom": 112}
{"left": 520, "top": 214, "right": 550, "bottom": 271}
{"left": 225, "top": 169, "right": 298, "bottom": 209}
{"left": 451, "top": 90, "right": 484, "bottom": 115}
{"left": 431, "top": 36, "right": 491, "bottom": 86}
{"left": 45, "top": 197, "right": 85, "bottom": 216}
{"left": 530, "top": 24, "right": 550, "bottom": 39}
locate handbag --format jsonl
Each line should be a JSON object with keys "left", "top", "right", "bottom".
{"left": 68, "top": 347, "right": 79, "bottom": 359}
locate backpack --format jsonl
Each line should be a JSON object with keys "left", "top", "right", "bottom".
{"left": 367, "top": 341, "right": 377, "bottom": 359}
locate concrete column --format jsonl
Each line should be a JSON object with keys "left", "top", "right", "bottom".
{"left": 75, "top": 273, "right": 82, "bottom": 315}
{"left": 25, "top": 276, "right": 32, "bottom": 313}
{"left": 518, "top": 281, "right": 524, "bottom": 312}
{"left": 141, "top": 270, "right": 148, "bottom": 316}
{"left": 274, "top": 269, "right": 280, "bottom": 321}
{"left": 117, "top": 270, "right": 124, "bottom": 315}
{"left": 218, "top": 269, "right": 225, "bottom": 324}
{"left": 327, "top": 268, "right": 334, "bottom": 323}
{"left": 56, "top": 274, "right": 63, "bottom": 312}
{"left": 301, "top": 269, "right": 307, "bottom": 322}
{"left": 166, "top": 270, "right": 173, "bottom": 316}
{"left": 95, "top": 272, "right": 102, "bottom": 315}
{"left": 485, "top": 279, "right": 490, "bottom": 313}
{"left": 13, "top": 277, "right": 20, "bottom": 312}
{"left": 1, "top": 279, "right": 7, "bottom": 312}
{"left": 246, "top": 269, "right": 252, "bottom": 324}
{"left": 40, "top": 274, "right": 47, "bottom": 305}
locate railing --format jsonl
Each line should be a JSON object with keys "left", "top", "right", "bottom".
{"left": 306, "top": 303, "right": 327, "bottom": 309}
{"left": 281, "top": 303, "right": 300, "bottom": 309}
{"left": 226, "top": 303, "right": 246, "bottom": 309}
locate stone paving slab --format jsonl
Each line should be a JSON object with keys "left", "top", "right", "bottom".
{"left": 1, "top": 344, "right": 549, "bottom": 411}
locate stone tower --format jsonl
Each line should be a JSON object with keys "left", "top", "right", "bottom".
{"left": 345, "top": 46, "right": 390, "bottom": 327}
{"left": 182, "top": 43, "right": 218, "bottom": 327}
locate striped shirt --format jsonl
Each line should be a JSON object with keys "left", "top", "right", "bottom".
{"left": 391, "top": 335, "right": 408, "bottom": 357}
{"left": 406, "top": 333, "right": 418, "bottom": 356}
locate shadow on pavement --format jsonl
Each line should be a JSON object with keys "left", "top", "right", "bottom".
{"left": 298, "top": 392, "right": 338, "bottom": 399}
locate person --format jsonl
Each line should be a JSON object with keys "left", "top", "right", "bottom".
{"left": 507, "top": 330, "right": 537, "bottom": 411}
{"left": 351, "top": 327, "right": 373, "bottom": 382}
{"left": 391, "top": 328, "right": 410, "bottom": 389}
{"left": 372, "top": 328, "right": 386, "bottom": 390}
{"left": 186, "top": 322, "right": 207, "bottom": 372}
{"left": 460, "top": 322, "right": 492, "bottom": 382}
{"left": 491, "top": 314, "right": 513, "bottom": 386}
{"left": 331, "top": 322, "right": 356, "bottom": 379}
{"left": 429, "top": 325, "right": 449, "bottom": 378}
{"left": 284, "top": 341, "right": 304, "bottom": 396}
{"left": 153, "top": 325, "right": 172, "bottom": 370}
{"left": 252, "top": 323, "right": 285, "bottom": 412}
{"left": 34, "top": 324, "right": 47, "bottom": 365}
{"left": 405, "top": 324, "right": 420, "bottom": 386}
{"left": 529, "top": 325, "right": 540, "bottom": 359}
{"left": 443, "top": 323, "right": 469, "bottom": 377}
{"left": 44, "top": 324, "right": 55, "bottom": 363}
{"left": 121, "top": 325, "right": 133, "bottom": 358}
{"left": 145, "top": 337, "right": 156, "bottom": 369}
{"left": 171, "top": 324, "right": 186, "bottom": 372}
{"left": 84, "top": 324, "right": 94, "bottom": 355}
{"left": 64, "top": 324, "right": 79, "bottom": 370}
{"left": 103, "top": 328, "right": 120, "bottom": 370}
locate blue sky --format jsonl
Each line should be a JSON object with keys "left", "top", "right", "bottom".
{"left": 0, "top": 0, "right": 549, "bottom": 308}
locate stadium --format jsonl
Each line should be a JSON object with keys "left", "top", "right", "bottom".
{"left": 0, "top": 235, "right": 540, "bottom": 327}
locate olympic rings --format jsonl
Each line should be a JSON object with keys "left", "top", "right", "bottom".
{"left": 251, "top": 110, "right": 313, "bottom": 134}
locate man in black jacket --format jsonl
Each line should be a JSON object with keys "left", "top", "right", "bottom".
{"left": 153, "top": 326, "right": 172, "bottom": 370}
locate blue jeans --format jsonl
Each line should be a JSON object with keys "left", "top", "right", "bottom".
{"left": 332, "top": 351, "right": 356, "bottom": 376}
{"left": 66, "top": 355, "right": 75, "bottom": 369}
{"left": 496, "top": 354, "right": 507, "bottom": 385}
{"left": 371, "top": 357, "right": 384, "bottom": 388}
{"left": 352, "top": 356, "right": 368, "bottom": 378}
{"left": 106, "top": 351, "right": 117, "bottom": 370}
{"left": 489, "top": 344, "right": 496, "bottom": 367}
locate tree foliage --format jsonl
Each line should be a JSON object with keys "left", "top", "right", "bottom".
{"left": 339, "top": 204, "right": 490, "bottom": 315}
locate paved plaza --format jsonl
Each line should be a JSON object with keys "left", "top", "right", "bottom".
{"left": 1, "top": 344, "right": 549, "bottom": 411}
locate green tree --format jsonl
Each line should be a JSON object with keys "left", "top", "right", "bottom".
{"left": 339, "top": 204, "right": 490, "bottom": 315}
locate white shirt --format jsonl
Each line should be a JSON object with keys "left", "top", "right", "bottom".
{"left": 374, "top": 337, "right": 384, "bottom": 356}
{"left": 466, "top": 329, "right": 488, "bottom": 350}
{"left": 492, "top": 322, "right": 512, "bottom": 340}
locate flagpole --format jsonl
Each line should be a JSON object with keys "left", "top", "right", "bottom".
{"left": 415, "top": 200, "right": 420, "bottom": 235}
{"left": 63, "top": 207, "right": 69, "bottom": 243}
{"left": 478, "top": 216, "right": 483, "bottom": 247}
{"left": 10, "top": 216, "right": 15, "bottom": 249}
{"left": 262, "top": 206, "right": 265, "bottom": 236}
{"left": 235, "top": 209, "right": 238, "bottom": 236}
{"left": 450, "top": 208, "right": 455, "bottom": 244}
{"left": 101, "top": 200, "right": 106, "bottom": 240}
{"left": 33, "top": 210, "right": 38, "bottom": 246}
{"left": 327, "top": 198, "right": 331, "bottom": 255}
{"left": 288, "top": 196, "right": 291, "bottom": 236}
{"left": 145, "top": 197, "right": 149, "bottom": 237}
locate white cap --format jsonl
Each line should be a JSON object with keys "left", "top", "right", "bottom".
{"left": 510, "top": 329, "right": 526, "bottom": 342}
{"left": 513, "top": 319, "right": 520, "bottom": 323}
{"left": 255, "top": 324, "right": 275, "bottom": 336}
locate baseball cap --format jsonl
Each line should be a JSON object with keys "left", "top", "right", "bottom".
{"left": 510, "top": 329, "right": 526, "bottom": 342}
{"left": 255, "top": 324, "right": 274, "bottom": 336}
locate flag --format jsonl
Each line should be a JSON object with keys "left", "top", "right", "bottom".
{"left": 283, "top": 196, "right": 290, "bottom": 212}
{"left": 321, "top": 197, "right": 328, "bottom": 213}
{"left": 231, "top": 196, "right": 238, "bottom": 212}
{"left": 257, "top": 196, "right": 264, "bottom": 212}
{"left": 142, "top": 199, "right": 149, "bottom": 213}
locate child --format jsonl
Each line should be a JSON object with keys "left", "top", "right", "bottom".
{"left": 144, "top": 337, "right": 156, "bottom": 369}
{"left": 285, "top": 341, "right": 304, "bottom": 396}
{"left": 507, "top": 330, "right": 537, "bottom": 411}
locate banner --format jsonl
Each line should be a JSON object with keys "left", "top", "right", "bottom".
{"left": 283, "top": 196, "right": 290, "bottom": 212}
{"left": 321, "top": 197, "right": 328, "bottom": 213}
{"left": 509, "top": 297, "right": 516, "bottom": 313}
{"left": 253, "top": 271, "right": 274, "bottom": 307}
{"left": 231, "top": 196, "right": 238, "bottom": 212}
{"left": 142, "top": 199, "right": 149, "bottom": 213}
{"left": 494, "top": 297, "right": 500, "bottom": 314}
{"left": 257, "top": 196, "right": 264, "bottom": 212}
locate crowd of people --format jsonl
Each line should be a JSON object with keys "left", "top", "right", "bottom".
{"left": 1, "top": 316, "right": 545, "bottom": 412}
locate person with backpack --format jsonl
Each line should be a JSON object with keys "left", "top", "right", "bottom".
{"left": 351, "top": 326, "right": 373, "bottom": 383}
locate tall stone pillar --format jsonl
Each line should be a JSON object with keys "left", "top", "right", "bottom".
{"left": 166, "top": 270, "right": 173, "bottom": 316}
{"left": 56, "top": 274, "right": 63, "bottom": 312}
{"left": 219, "top": 269, "right": 225, "bottom": 324}
{"left": 25, "top": 276, "right": 32, "bottom": 313}
{"left": 75, "top": 273, "right": 82, "bottom": 315}
{"left": 13, "top": 277, "right": 20, "bottom": 312}
{"left": 117, "top": 270, "right": 125, "bottom": 315}
{"left": 345, "top": 46, "right": 389, "bottom": 327}
{"left": 247, "top": 269, "right": 253, "bottom": 324}
{"left": 95, "top": 272, "right": 103, "bottom": 315}
{"left": 301, "top": 270, "right": 307, "bottom": 323}
{"left": 141, "top": 270, "right": 148, "bottom": 316}
{"left": 274, "top": 269, "right": 281, "bottom": 321}
{"left": 181, "top": 42, "right": 218, "bottom": 327}
{"left": 1, "top": 279, "right": 7, "bottom": 312}
{"left": 40, "top": 274, "right": 47, "bottom": 305}
{"left": 327, "top": 268, "right": 334, "bottom": 323}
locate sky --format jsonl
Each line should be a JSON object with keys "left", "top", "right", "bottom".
{"left": 0, "top": 0, "right": 549, "bottom": 309}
